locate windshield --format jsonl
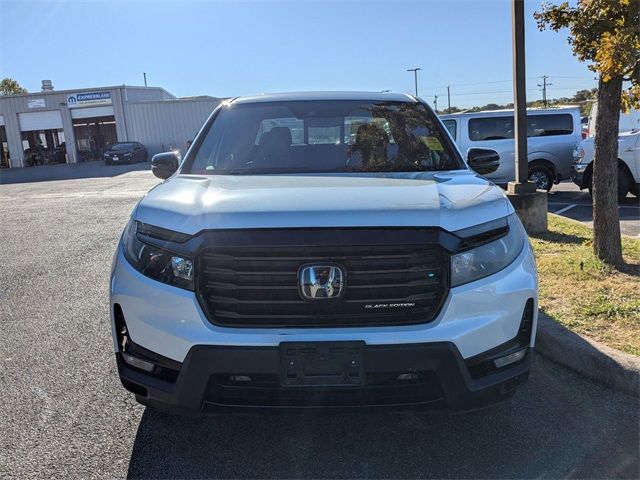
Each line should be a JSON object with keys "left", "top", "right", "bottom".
{"left": 186, "top": 100, "right": 463, "bottom": 175}
{"left": 111, "top": 143, "right": 135, "bottom": 151}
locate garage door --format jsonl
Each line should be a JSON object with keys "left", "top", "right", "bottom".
{"left": 18, "top": 110, "right": 63, "bottom": 131}
{"left": 0, "top": 114, "right": 5, "bottom": 126}
{"left": 70, "top": 105, "right": 115, "bottom": 120}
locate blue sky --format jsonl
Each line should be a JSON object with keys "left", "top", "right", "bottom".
{"left": 0, "top": 0, "right": 597, "bottom": 108}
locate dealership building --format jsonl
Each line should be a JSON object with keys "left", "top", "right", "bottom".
{"left": 0, "top": 81, "right": 222, "bottom": 168}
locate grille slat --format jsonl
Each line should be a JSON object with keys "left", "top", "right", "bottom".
{"left": 202, "top": 253, "right": 422, "bottom": 261}
{"left": 202, "top": 262, "right": 441, "bottom": 274}
{"left": 207, "top": 292, "right": 437, "bottom": 306}
{"left": 197, "top": 238, "right": 448, "bottom": 327}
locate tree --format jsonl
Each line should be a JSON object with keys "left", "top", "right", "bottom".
{"left": 0, "top": 78, "right": 27, "bottom": 95}
{"left": 535, "top": 0, "right": 640, "bottom": 266}
{"left": 572, "top": 88, "right": 598, "bottom": 103}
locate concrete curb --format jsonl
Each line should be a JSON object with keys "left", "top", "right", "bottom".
{"left": 536, "top": 311, "right": 640, "bottom": 397}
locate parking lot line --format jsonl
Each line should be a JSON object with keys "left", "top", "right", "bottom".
{"left": 554, "top": 204, "right": 577, "bottom": 215}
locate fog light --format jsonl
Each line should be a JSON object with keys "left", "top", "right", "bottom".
{"left": 122, "top": 353, "right": 155, "bottom": 373}
{"left": 493, "top": 349, "right": 527, "bottom": 368}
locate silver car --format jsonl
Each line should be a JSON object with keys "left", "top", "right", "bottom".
{"left": 440, "top": 107, "right": 582, "bottom": 191}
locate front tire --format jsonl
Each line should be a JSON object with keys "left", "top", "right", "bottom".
{"left": 528, "top": 164, "right": 554, "bottom": 191}
{"left": 587, "top": 166, "right": 631, "bottom": 203}
{"left": 617, "top": 167, "right": 630, "bottom": 202}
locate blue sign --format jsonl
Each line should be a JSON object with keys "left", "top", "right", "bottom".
{"left": 67, "top": 91, "right": 112, "bottom": 108}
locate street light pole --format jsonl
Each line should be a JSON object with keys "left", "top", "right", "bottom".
{"left": 406, "top": 68, "right": 422, "bottom": 97}
{"left": 512, "top": 0, "right": 528, "bottom": 186}
{"left": 506, "top": 0, "right": 547, "bottom": 234}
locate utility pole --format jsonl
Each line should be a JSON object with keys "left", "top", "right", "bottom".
{"left": 406, "top": 68, "right": 422, "bottom": 97}
{"left": 434, "top": 94, "right": 438, "bottom": 113}
{"left": 512, "top": 0, "right": 528, "bottom": 185}
{"left": 537, "top": 75, "right": 552, "bottom": 108}
{"left": 143, "top": 72, "right": 147, "bottom": 87}
{"left": 506, "top": 0, "right": 547, "bottom": 234}
{"left": 447, "top": 86, "right": 451, "bottom": 113}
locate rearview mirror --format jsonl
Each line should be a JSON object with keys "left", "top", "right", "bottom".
{"left": 151, "top": 151, "right": 180, "bottom": 179}
{"left": 467, "top": 148, "right": 500, "bottom": 175}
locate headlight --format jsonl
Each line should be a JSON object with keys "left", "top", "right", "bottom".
{"left": 124, "top": 152, "right": 132, "bottom": 157}
{"left": 451, "top": 214, "right": 526, "bottom": 287}
{"left": 122, "top": 220, "right": 194, "bottom": 290}
{"left": 572, "top": 146, "right": 585, "bottom": 162}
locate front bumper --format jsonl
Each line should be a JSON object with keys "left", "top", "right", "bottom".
{"left": 104, "top": 155, "right": 133, "bottom": 164}
{"left": 111, "top": 240, "right": 537, "bottom": 412}
{"left": 571, "top": 163, "right": 589, "bottom": 189}
{"left": 116, "top": 340, "right": 532, "bottom": 413}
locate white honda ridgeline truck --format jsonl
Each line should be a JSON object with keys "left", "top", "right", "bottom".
{"left": 110, "top": 92, "right": 538, "bottom": 413}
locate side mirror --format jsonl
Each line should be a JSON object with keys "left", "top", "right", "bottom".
{"left": 151, "top": 151, "right": 180, "bottom": 179}
{"left": 467, "top": 148, "right": 500, "bottom": 175}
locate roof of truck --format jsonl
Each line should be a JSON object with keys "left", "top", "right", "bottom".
{"left": 230, "top": 91, "right": 417, "bottom": 104}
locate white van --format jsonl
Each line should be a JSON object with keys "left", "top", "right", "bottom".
{"left": 440, "top": 107, "right": 582, "bottom": 191}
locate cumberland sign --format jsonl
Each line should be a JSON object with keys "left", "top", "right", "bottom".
{"left": 66, "top": 91, "right": 112, "bottom": 108}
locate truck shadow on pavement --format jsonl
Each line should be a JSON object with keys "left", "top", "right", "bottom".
{"left": 126, "top": 355, "right": 638, "bottom": 479}
{"left": 0, "top": 161, "right": 150, "bottom": 185}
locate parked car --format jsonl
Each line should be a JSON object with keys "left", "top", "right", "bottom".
{"left": 440, "top": 107, "right": 582, "bottom": 191}
{"left": 104, "top": 142, "right": 148, "bottom": 164}
{"left": 580, "top": 116, "right": 589, "bottom": 139}
{"left": 110, "top": 92, "right": 537, "bottom": 414}
{"left": 572, "top": 130, "right": 640, "bottom": 201}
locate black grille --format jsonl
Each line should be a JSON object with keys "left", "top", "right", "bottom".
{"left": 204, "top": 372, "right": 444, "bottom": 408}
{"left": 196, "top": 242, "right": 448, "bottom": 327}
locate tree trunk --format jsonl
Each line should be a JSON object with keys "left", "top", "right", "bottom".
{"left": 592, "top": 75, "right": 623, "bottom": 265}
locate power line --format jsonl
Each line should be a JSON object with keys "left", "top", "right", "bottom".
{"left": 545, "top": 75, "right": 594, "bottom": 79}
{"left": 431, "top": 86, "right": 588, "bottom": 97}
{"left": 440, "top": 90, "right": 513, "bottom": 96}
{"left": 423, "top": 75, "right": 595, "bottom": 91}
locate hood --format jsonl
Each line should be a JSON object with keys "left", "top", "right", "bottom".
{"left": 580, "top": 129, "right": 639, "bottom": 146}
{"left": 578, "top": 130, "right": 638, "bottom": 157}
{"left": 134, "top": 171, "right": 512, "bottom": 235}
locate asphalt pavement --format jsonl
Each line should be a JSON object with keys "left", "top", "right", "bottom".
{"left": 548, "top": 181, "right": 640, "bottom": 237}
{"left": 1, "top": 165, "right": 638, "bottom": 479}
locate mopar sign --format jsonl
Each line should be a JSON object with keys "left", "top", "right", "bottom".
{"left": 66, "top": 91, "right": 111, "bottom": 108}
